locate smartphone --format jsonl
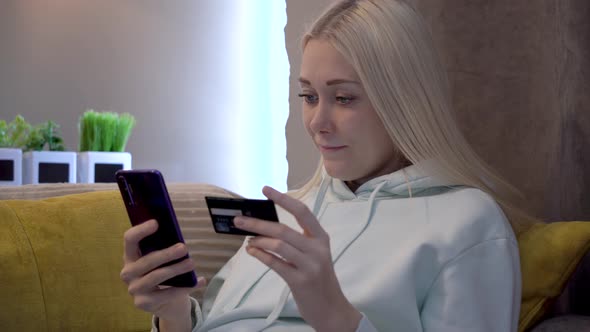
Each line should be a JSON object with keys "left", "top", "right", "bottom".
{"left": 116, "top": 169, "right": 197, "bottom": 288}
{"left": 205, "top": 196, "right": 279, "bottom": 236}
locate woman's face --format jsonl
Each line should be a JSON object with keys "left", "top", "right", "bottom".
{"left": 300, "top": 39, "right": 402, "bottom": 188}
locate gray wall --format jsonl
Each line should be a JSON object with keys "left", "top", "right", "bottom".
{"left": 0, "top": 0, "right": 290, "bottom": 196}
{"left": 0, "top": 0, "right": 334, "bottom": 192}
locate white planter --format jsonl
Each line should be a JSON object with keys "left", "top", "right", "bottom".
{"left": 23, "top": 151, "right": 77, "bottom": 184}
{"left": 0, "top": 148, "right": 23, "bottom": 186}
{"left": 77, "top": 151, "right": 132, "bottom": 183}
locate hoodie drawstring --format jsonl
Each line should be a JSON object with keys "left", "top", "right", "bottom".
{"left": 263, "top": 285, "right": 291, "bottom": 327}
{"left": 312, "top": 172, "right": 332, "bottom": 216}
{"left": 262, "top": 179, "right": 386, "bottom": 329}
{"left": 331, "top": 181, "right": 387, "bottom": 264}
{"left": 262, "top": 175, "right": 331, "bottom": 329}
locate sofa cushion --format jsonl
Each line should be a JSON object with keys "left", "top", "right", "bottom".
{"left": 0, "top": 191, "right": 152, "bottom": 331}
{"left": 0, "top": 200, "right": 47, "bottom": 330}
{"left": 0, "top": 182, "right": 118, "bottom": 200}
{"left": 518, "top": 221, "right": 590, "bottom": 331}
{"left": 0, "top": 183, "right": 244, "bottom": 332}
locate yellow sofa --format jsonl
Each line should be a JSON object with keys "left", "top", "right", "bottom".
{"left": 0, "top": 183, "right": 244, "bottom": 332}
{"left": 1, "top": 183, "right": 589, "bottom": 331}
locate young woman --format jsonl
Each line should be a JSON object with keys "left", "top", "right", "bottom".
{"left": 121, "top": 1, "right": 528, "bottom": 331}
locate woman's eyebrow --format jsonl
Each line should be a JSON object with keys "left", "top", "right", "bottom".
{"left": 298, "top": 77, "right": 311, "bottom": 85}
{"left": 298, "top": 77, "right": 360, "bottom": 86}
{"left": 325, "top": 79, "right": 360, "bottom": 86}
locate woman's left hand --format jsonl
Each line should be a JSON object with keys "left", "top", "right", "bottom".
{"left": 233, "top": 186, "right": 362, "bottom": 332}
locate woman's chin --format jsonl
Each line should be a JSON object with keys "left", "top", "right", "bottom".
{"left": 323, "top": 162, "right": 356, "bottom": 181}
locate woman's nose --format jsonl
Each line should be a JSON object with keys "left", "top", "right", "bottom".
{"left": 309, "top": 101, "right": 333, "bottom": 134}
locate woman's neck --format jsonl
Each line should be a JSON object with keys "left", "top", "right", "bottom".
{"left": 344, "top": 157, "right": 412, "bottom": 192}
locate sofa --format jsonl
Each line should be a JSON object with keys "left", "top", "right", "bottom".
{"left": 1, "top": 183, "right": 589, "bottom": 332}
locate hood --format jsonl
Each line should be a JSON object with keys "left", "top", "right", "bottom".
{"left": 317, "top": 163, "right": 457, "bottom": 208}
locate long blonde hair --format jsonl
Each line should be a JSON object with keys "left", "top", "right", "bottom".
{"left": 294, "top": 0, "right": 536, "bottom": 233}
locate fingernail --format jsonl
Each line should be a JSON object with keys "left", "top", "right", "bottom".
{"left": 234, "top": 217, "right": 245, "bottom": 226}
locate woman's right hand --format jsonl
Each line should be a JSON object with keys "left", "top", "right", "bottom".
{"left": 120, "top": 219, "right": 205, "bottom": 327}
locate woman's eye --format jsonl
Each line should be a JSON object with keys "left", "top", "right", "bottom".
{"left": 336, "top": 96, "right": 355, "bottom": 104}
{"left": 298, "top": 93, "right": 319, "bottom": 104}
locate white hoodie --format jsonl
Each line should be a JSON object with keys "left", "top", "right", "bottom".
{"left": 154, "top": 165, "right": 521, "bottom": 331}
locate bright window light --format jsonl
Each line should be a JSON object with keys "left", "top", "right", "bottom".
{"left": 230, "top": 1, "right": 289, "bottom": 198}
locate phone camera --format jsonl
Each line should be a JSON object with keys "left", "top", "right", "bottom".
{"left": 119, "top": 177, "right": 135, "bottom": 207}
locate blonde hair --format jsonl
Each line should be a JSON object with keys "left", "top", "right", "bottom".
{"left": 294, "top": 0, "right": 535, "bottom": 233}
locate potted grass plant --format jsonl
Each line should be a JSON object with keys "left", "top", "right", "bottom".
{"left": 77, "top": 110, "right": 135, "bottom": 183}
{"left": 0, "top": 115, "right": 29, "bottom": 185}
{"left": 22, "top": 120, "right": 77, "bottom": 184}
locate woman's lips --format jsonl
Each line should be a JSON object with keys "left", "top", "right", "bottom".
{"left": 318, "top": 145, "right": 347, "bottom": 153}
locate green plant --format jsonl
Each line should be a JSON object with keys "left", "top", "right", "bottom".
{"left": 25, "top": 121, "right": 65, "bottom": 152}
{"left": 0, "top": 115, "right": 31, "bottom": 149}
{"left": 79, "top": 110, "right": 136, "bottom": 152}
{"left": 113, "top": 113, "right": 136, "bottom": 152}
{"left": 79, "top": 110, "right": 99, "bottom": 151}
